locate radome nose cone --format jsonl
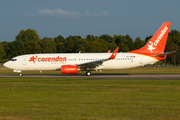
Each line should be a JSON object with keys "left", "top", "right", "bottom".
{"left": 3, "top": 62, "right": 9, "bottom": 68}
{"left": 3, "top": 62, "right": 7, "bottom": 67}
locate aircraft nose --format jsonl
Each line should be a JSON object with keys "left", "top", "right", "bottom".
{"left": 3, "top": 61, "right": 10, "bottom": 68}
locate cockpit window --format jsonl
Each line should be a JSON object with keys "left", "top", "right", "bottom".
{"left": 10, "top": 59, "right": 17, "bottom": 61}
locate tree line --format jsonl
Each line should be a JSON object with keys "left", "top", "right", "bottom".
{"left": 0, "top": 29, "right": 179, "bottom": 65}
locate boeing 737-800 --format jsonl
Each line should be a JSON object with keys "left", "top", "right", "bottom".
{"left": 4, "top": 22, "right": 174, "bottom": 76}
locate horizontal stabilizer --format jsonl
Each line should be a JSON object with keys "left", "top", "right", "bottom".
{"left": 153, "top": 51, "right": 176, "bottom": 57}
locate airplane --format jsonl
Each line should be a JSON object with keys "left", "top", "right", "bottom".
{"left": 3, "top": 22, "right": 174, "bottom": 76}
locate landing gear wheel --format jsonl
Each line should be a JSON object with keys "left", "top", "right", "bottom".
{"left": 86, "top": 71, "right": 91, "bottom": 76}
{"left": 19, "top": 73, "right": 23, "bottom": 76}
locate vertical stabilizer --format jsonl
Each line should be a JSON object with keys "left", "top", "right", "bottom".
{"left": 129, "top": 22, "right": 171, "bottom": 56}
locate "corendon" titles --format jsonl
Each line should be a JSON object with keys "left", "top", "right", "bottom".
{"left": 30, "top": 55, "right": 67, "bottom": 64}
{"left": 154, "top": 26, "right": 168, "bottom": 46}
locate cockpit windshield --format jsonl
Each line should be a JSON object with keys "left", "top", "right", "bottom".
{"left": 10, "top": 59, "right": 17, "bottom": 61}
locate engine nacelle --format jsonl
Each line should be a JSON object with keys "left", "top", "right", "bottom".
{"left": 61, "top": 65, "right": 79, "bottom": 74}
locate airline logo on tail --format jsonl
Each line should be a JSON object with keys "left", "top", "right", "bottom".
{"left": 147, "top": 26, "right": 168, "bottom": 53}
{"left": 148, "top": 41, "right": 156, "bottom": 53}
{"left": 129, "top": 22, "right": 171, "bottom": 56}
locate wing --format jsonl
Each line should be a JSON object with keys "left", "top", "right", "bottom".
{"left": 77, "top": 47, "right": 119, "bottom": 70}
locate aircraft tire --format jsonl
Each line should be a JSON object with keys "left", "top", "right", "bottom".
{"left": 86, "top": 71, "right": 91, "bottom": 76}
{"left": 20, "top": 73, "right": 23, "bottom": 76}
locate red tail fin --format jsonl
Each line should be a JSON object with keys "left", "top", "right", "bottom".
{"left": 129, "top": 22, "right": 171, "bottom": 56}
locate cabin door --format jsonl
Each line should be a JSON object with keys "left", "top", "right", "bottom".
{"left": 22, "top": 57, "right": 27, "bottom": 65}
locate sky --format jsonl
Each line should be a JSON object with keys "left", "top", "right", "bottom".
{"left": 1, "top": 0, "right": 180, "bottom": 42}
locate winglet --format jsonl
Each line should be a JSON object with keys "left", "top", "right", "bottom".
{"left": 108, "top": 47, "right": 119, "bottom": 59}
{"left": 107, "top": 50, "right": 111, "bottom": 53}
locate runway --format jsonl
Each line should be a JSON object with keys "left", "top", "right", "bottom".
{"left": 0, "top": 74, "right": 180, "bottom": 79}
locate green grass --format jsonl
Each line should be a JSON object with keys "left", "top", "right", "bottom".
{"left": 0, "top": 78, "right": 180, "bottom": 120}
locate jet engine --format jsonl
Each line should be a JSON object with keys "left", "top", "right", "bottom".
{"left": 61, "top": 65, "right": 79, "bottom": 74}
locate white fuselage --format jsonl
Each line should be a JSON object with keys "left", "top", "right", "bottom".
{"left": 4, "top": 53, "right": 158, "bottom": 71}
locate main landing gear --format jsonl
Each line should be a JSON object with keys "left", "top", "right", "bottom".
{"left": 19, "top": 73, "right": 23, "bottom": 76}
{"left": 86, "top": 71, "right": 91, "bottom": 76}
